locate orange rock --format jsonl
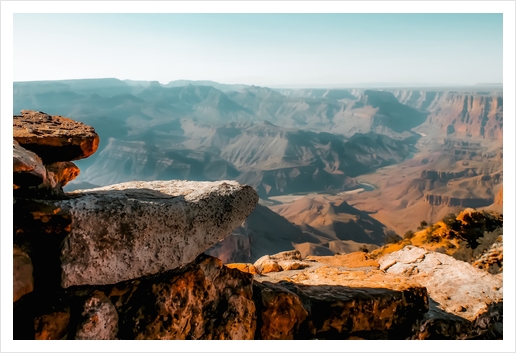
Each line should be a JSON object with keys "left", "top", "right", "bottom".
{"left": 254, "top": 281, "right": 308, "bottom": 339}
{"left": 13, "top": 110, "right": 99, "bottom": 163}
{"left": 261, "top": 262, "right": 282, "bottom": 274}
{"left": 45, "top": 161, "right": 80, "bottom": 188}
{"left": 308, "top": 251, "right": 380, "bottom": 269}
{"left": 109, "top": 254, "right": 256, "bottom": 340}
{"left": 34, "top": 312, "right": 70, "bottom": 340}
{"left": 226, "top": 263, "right": 259, "bottom": 275}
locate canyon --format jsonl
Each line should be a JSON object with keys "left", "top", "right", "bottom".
{"left": 14, "top": 80, "right": 502, "bottom": 246}
{"left": 12, "top": 77, "right": 503, "bottom": 341}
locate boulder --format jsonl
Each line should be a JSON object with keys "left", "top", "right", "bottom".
{"left": 253, "top": 256, "right": 282, "bottom": 274}
{"left": 378, "top": 246, "right": 503, "bottom": 339}
{"left": 225, "top": 263, "right": 259, "bottom": 275}
{"left": 59, "top": 180, "right": 258, "bottom": 287}
{"left": 254, "top": 250, "right": 309, "bottom": 274}
{"left": 13, "top": 245, "right": 34, "bottom": 302}
{"left": 109, "top": 254, "right": 256, "bottom": 339}
{"left": 13, "top": 110, "right": 99, "bottom": 163}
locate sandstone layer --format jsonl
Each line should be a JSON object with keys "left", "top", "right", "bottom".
{"left": 59, "top": 180, "right": 258, "bottom": 287}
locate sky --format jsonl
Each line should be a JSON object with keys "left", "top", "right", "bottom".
{"left": 13, "top": 13, "right": 503, "bottom": 87}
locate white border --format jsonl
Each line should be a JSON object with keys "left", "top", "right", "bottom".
{"left": 1, "top": 1, "right": 514, "bottom": 352}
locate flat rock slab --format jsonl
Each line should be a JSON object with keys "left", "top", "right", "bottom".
{"left": 254, "top": 254, "right": 428, "bottom": 339}
{"left": 59, "top": 180, "right": 258, "bottom": 287}
{"left": 13, "top": 110, "right": 99, "bottom": 163}
{"left": 378, "top": 246, "right": 503, "bottom": 322}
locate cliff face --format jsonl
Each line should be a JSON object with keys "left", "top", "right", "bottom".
{"left": 424, "top": 194, "right": 494, "bottom": 208}
{"left": 389, "top": 90, "right": 503, "bottom": 139}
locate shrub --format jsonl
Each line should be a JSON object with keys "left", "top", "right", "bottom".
{"left": 417, "top": 220, "right": 428, "bottom": 230}
{"left": 404, "top": 230, "right": 415, "bottom": 239}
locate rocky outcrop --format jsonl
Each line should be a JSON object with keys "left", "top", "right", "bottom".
{"left": 389, "top": 90, "right": 503, "bottom": 139}
{"left": 253, "top": 251, "right": 428, "bottom": 339}
{"left": 424, "top": 194, "right": 494, "bottom": 208}
{"left": 13, "top": 110, "right": 99, "bottom": 163}
{"left": 420, "top": 169, "right": 477, "bottom": 181}
{"left": 378, "top": 246, "right": 503, "bottom": 339}
{"left": 472, "top": 236, "right": 503, "bottom": 274}
{"left": 108, "top": 254, "right": 256, "bottom": 340}
{"left": 13, "top": 110, "right": 259, "bottom": 340}
{"left": 225, "top": 263, "right": 259, "bottom": 275}
{"left": 58, "top": 180, "right": 258, "bottom": 287}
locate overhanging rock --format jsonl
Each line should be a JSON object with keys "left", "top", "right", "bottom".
{"left": 59, "top": 180, "right": 258, "bottom": 287}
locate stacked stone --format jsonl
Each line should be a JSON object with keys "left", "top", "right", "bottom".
{"left": 13, "top": 110, "right": 99, "bottom": 305}
{"left": 13, "top": 110, "right": 98, "bottom": 195}
{"left": 13, "top": 111, "right": 259, "bottom": 340}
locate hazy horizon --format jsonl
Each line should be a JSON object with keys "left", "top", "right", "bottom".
{"left": 12, "top": 77, "right": 503, "bottom": 90}
{"left": 14, "top": 13, "right": 503, "bottom": 86}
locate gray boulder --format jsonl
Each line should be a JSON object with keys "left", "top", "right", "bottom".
{"left": 59, "top": 180, "right": 258, "bottom": 287}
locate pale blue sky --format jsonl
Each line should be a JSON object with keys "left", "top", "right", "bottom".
{"left": 14, "top": 13, "right": 503, "bottom": 86}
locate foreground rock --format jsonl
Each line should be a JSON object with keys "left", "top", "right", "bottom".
{"left": 13, "top": 245, "right": 34, "bottom": 302}
{"left": 109, "top": 254, "right": 256, "bottom": 339}
{"left": 13, "top": 110, "right": 99, "bottom": 163}
{"left": 59, "top": 180, "right": 258, "bottom": 287}
{"left": 378, "top": 246, "right": 503, "bottom": 339}
{"left": 253, "top": 250, "right": 310, "bottom": 274}
{"left": 253, "top": 251, "right": 428, "bottom": 339}
{"left": 15, "top": 254, "right": 256, "bottom": 340}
